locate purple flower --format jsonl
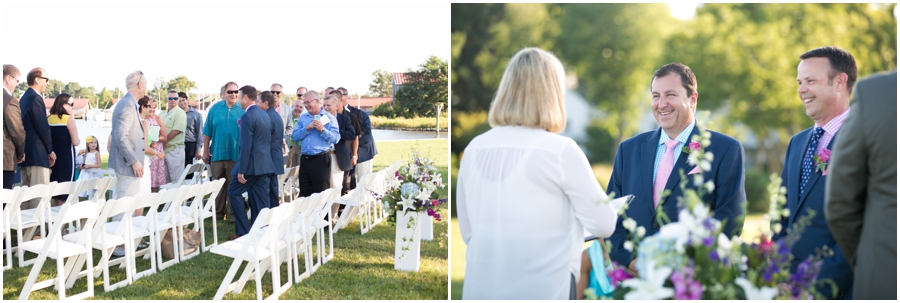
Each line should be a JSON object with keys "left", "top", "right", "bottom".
{"left": 702, "top": 236, "right": 715, "bottom": 247}
{"left": 703, "top": 218, "right": 718, "bottom": 232}
{"left": 671, "top": 268, "right": 703, "bottom": 300}
{"left": 709, "top": 250, "right": 719, "bottom": 262}
{"left": 762, "top": 261, "right": 779, "bottom": 282}
{"left": 608, "top": 263, "right": 633, "bottom": 287}
{"left": 777, "top": 239, "right": 790, "bottom": 255}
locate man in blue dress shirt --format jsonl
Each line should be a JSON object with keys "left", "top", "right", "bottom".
{"left": 292, "top": 91, "right": 339, "bottom": 198}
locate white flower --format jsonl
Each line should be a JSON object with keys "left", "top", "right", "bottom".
{"left": 623, "top": 218, "right": 637, "bottom": 232}
{"left": 693, "top": 174, "right": 704, "bottom": 186}
{"left": 702, "top": 138, "right": 711, "bottom": 147}
{"left": 624, "top": 241, "right": 634, "bottom": 252}
{"left": 735, "top": 277, "right": 778, "bottom": 300}
{"left": 399, "top": 195, "right": 417, "bottom": 211}
{"left": 704, "top": 180, "right": 715, "bottom": 192}
{"left": 658, "top": 223, "right": 689, "bottom": 253}
{"left": 621, "top": 261, "right": 674, "bottom": 300}
{"left": 704, "top": 151, "right": 714, "bottom": 162}
{"left": 716, "top": 233, "right": 733, "bottom": 259}
{"left": 700, "top": 160, "right": 711, "bottom": 171}
{"left": 636, "top": 226, "right": 646, "bottom": 238}
{"left": 416, "top": 187, "right": 434, "bottom": 201}
{"left": 773, "top": 223, "right": 782, "bottom": 234}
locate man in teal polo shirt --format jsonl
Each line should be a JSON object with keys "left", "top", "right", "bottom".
{"left": 203, "top": 81, "right": 245, "bottom": 221}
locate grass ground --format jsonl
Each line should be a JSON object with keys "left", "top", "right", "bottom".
{"left": 4, "top": 139, "right": 449, "bottom": 300}
{"left": 370, "top": 114, "right": 448, "bottom": 130}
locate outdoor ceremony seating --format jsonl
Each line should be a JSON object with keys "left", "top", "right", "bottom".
{"left": 188, "top": 178, "right": 225, "bottom": 251}
{"left": 132, "top": 187, "right": 187, "bottom": 270}
{"left": 63, "top": 196, "right": 136, "bottom": 292}
{"left": 160, "top": 163, "right": 204, "bottom": 190}
{"left": 9, "top": 183, "right": 56, "bottom": 267}
{"left": 169, "top": 183, "right": 204, "bottom": 261}
{"left": 128, "top": 192, "right": 163, "bottom": 280}
{"left": 18, "top": 201, "right": 101, "bottom": 300}
{"left": 2, "top": 187, "right": 17, "bottom": 271}
{"left": 279, "top": 166, "right": 300, "bottom": 204}
{"left": 333, "top": 172, "right": 377, "bottom": 234}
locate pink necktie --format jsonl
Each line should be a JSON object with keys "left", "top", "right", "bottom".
{"left": 653, "top": 140, "right": 679, "bottom": 208}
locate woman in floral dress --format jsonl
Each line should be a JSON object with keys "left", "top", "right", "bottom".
{"left": 146, "top": 98, "right": 168, "bottom": 192}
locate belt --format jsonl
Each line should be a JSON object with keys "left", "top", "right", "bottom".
{"left": 302, "top": 150, "right": 333, "bottom": 159}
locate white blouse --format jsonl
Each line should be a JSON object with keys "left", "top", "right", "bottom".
{"left": 457, "top": 126, "right": 618, "bottom": 300}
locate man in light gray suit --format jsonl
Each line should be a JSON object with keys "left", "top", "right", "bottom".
{"left": 825, "top": 70, "right": 897, "bottom": 300}
{"left": 109, "top": 71, "right": 147, "bottom": 198}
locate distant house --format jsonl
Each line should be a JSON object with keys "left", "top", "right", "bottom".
{"left": 348, "top": 97, "right": 392, "bottom": 114}
{"left": 43, "top": 97, "right": 91, "bottom": 119}
{"left": 392, "top": 72, "right": 411, "bottom": 101}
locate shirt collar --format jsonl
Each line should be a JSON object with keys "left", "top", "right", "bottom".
{"left": 659, "top": 119, "right": 696, "bottom": 146}
{"left": 2, "top": 86, "right": 9, "bottom": 95}
{"left": 815, "top": 108, "right": 850, "bottom": 136}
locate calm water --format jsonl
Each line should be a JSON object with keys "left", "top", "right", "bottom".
{"left": 74, "top": 119, "right": 446, "bottom": 151}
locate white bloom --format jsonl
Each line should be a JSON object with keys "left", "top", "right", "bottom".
{"left": 399, "top": 195, "right": 417, "bottom": 211}
{"left": 702, "top": 130, "right": 711, "bottom": 140}
{"left": 700, "top": 160, "right": 711, "bottom": 171}
{"left": 624, "top": 241, "right": 634, "bottom": 252}
{"left": 416, "top": 187, "right": 434, "bottom": 202}
{"left": 704, "top": 151, "right": 714, "bottom": 162}
{"left": 658, "top": 224, "right": 689, "bottom": 253}
{"left": 716, "top": 233, "right": 733, "bottom": 259}
{"left": 621, "top": 261, "right": 674, "bottom": 300}
{"left": 693, "top": 174, "right": 704, "bottom": 186}
{"left": 781, "top": 209, "right": 790, "bottom": 218}
{"left": 636, "top": 226, "right": 646, "bottom": 238}
{"left": 623, "top": 218, "right": 637, "bottom": 232}
{"left": 773, "top": 223, "right": 782, "bottom": 234}
{"left": 735, "top": 277, "right": 778, "bottom": 300}
{"left": 705, "top": 180, "right": 715, "bottom": 192}
{"left": 702, "top": 138, "right": 711, "bottom": 147}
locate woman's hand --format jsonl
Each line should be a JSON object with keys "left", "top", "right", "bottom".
{"left": 155, "top": 150, "right": 165, "bottom": 159}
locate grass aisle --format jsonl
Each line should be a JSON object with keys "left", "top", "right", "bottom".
{"left": 3, "top": 139, "right": 449, "bottom": 300}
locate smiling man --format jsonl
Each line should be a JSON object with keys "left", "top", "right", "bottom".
{"left": 606, "top": 62, "right": 746, "bottom": 276}
{"left": 771, "top": 46, "right": 856, "bottom": 299}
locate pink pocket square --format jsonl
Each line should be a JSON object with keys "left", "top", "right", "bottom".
{"left": 688, "top": 166, "right": 702, "bottom": 175}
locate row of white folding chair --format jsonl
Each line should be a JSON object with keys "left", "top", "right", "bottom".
{"left": 279, "top": 166, "right": 300, "bottom": 205}
{"left": 1, "top": 187, "right": 16, "bottom": 271}
{"left": 62, "top": 196, "right": 135, "bottom": 292}
{"left": 182, "top": 178, "right": 226, "bottom": 252}
{"left": 160, "top": 163, "right": 204, "bottom": 191}
{"left": 369, "top": 161, "right": 402, "bottom": 225}
{"left": 18, "top": 201, "right": 101, "bottom": 300}
{"left": 332, "top": 172, "right": 378, "bottom": 234}
{"left": 211, "top": 204, "right": 295, "bottom": 300}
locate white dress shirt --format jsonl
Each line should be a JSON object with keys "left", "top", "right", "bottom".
{"left": 457, "top": 126, "right": 618, "bottom": 299}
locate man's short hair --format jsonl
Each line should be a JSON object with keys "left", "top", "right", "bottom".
{"left": 303, "top": 90, "right": 321, "bottom": 103}
{"left": 652, "top": 62, "right": 698, "bottom": 97}
{"left": 488, "top": 47, "right": 567, "bottom": 133}
{"left": 223, "top": 81, "right": 238, "bottom": 92}
{"left": 26, "top": 68, "right": 45, "bottom": 86}
{"left": 260, "top": 91, "right": 276, "bottom": 107}
{"left": 329, "top": 90, "right": 343, "bottom": 99}
{"left": 168, "top": 90, "right": 177, "bottom": 94}
{"left": 296, "top": 86, "right": 308, "bottom": 93}
{"left": 3, "top": 64, "right": 20, "bottom": 78}
{"left": 125, "top": 70, "right": 144, "bottom": 90}
{"left": 239, "top": 85, "right": 257, "bottom": 101}
{"left": 336, "top": 87, "right": 348, "bottom": 96}
{"left": 271, "top": 83, "right": 282, "bottom": 90}
{"left": 323, "top": 95, "right": 340, "bottom": 106}
{"left": 178, "top": 92, "right": 188, "bottom": 99}
{"left": 800, "top": 46, "right": 858, "bottom": 95}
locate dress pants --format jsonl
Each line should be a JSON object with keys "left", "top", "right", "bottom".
{"left": 3, "top": 170, "right": 14, "bottom": 189}
{"left": 22, "top": 166, "right": 50, "bottom": 209}
{"left": 288, "top": 145, "right": 302, "bottom": 168}
{"left": 210, "top": 160, "right": 236, "bottom": 217}
{"left": 298, "top": 152, "right": 331, "bottom": 198}
{"left": 226, "top": 174, "right": 269, "bottom": 236}
{"left": 164, "top": 147, "right": 185, "bottom": 184}
{"left": 268, "top": 173, "right": 280, "bottom": 208}
{"left": 183, "top": 142, "right": 196, "bottom": 179}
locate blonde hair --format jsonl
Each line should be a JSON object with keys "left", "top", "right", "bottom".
{"left": 488, "top": 47, "right": 567, "bottom": 133}
{"left": 86, "top": 136, "right": 100, "bottom": 152}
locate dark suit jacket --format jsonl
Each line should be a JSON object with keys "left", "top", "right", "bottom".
{"left": 607, "top": 125, "right": 746, "bottom": 267}
{"left": 348, "top": 105, "right": 377, "bottom": 162}
{"left": 265, "top": 107, "right": 285, "bottom": 175}
{"left": 825, "top": 70, "right": 896, "bottom": 300}
{"left": 232, "top": 105, "right": 275, "bottom": 177}
{"left": 19, "top": 88, "right": 52, "bottom": 168}
{"left": 3, "top": 89, "right": 26, "bottom": 171}
{"left": 334, "top": 112, "right": 357, "bottom": 172}
{"left": 773, "top": 126, "right": 853, "bottom": 299}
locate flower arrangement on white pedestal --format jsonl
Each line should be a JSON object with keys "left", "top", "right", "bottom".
{"left": 597, "top": 112, "right": 836, "bottom": 300}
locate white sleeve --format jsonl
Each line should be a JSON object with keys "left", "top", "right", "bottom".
{"left": 558, "top": 139, "right": 618, "bottom": 238}
{"left": 456, "top": 155, "right": 472, "bottom": 244}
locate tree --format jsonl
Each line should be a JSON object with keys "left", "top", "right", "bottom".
{"left": 97, "top": 87, "right": 114, "bottom": 110}
{"left": 45, "top": 79, "right": 65, "bottom": 98}
{"left": 166, "top": 75, "right": 197, "bottom": 94}
{"left": 392, "top": 56, "right": 448, "bottom": 118}
{"left": 65, "top": 82, "right": 82, "bottom": 97}
{"left": 366, "top": 70, "right": 393, "bottom": 97}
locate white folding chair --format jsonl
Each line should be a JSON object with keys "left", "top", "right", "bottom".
{"left": 317, "top": 188, "right": 340, "bottom": 264}
{"left": 333, "top": 173, "right": 377, "bottom": 234}
{"left": 127, "top": 192, "right": 162, "bottom": 280}
{"left": 193, "top": 178, "right": 225, "bottom": 251}
{"left": 2, "top": 187, "right": 18, "bottom": 270}
{"left": 22, "top": 181, "right": 78, "bottom": 234}
{"left": 169, "top": 183, "right": 203, "bottom": 261}
{"left": 196, "top": 163, "right": 212, "bottom": 184}
{"left": 134, "top": 187, "right": 187, "bottom": 270}
{"left": 160, "top": 163, "right": 201, "bottom": 190}
{"left": 279, "top": 166, "right": 300, "bottom": 205}
{"left": 63, "top": 197, "right": 135, "bottom": 292}
{"left": 288, "top": 195, "right": 315, "bottom": 282}
{"left": 10, "top": 183, "right": 57, "bottom": 267}
{"left": 210, "top": 206, "right": 292, "bottom": 300}
{"left": 18, "top": 201, "right": 100, "bottom": 300}
{"left": 298, "top": 191, "right": 329, "bottom": 274}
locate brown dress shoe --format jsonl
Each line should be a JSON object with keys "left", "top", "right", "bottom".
{"left": 226, "top": 235, "right": 240, "bottom": 241}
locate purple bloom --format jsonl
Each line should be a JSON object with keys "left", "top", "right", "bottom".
{"left": 709, "top": 250, "right": 719, "bottom": 262}
{"left": 723, "top": 257, "right": 730, "bottom": 266}
{"left": 608, "top": 263, "right": 633, "bottom": 287}
{"left": 671, "top": 269, "right": 703, "bottom": 300}
{"left": 777, "top": 239, "right": 791, "bottom": 255}
{"left": 762, "top": 261, "right": 779, "bottom": 282}
{"left": 703, "top": 218, "right": 718, "bottom": 232}
{"left": 702, "top": 236, "right": 715, "bottom": 247}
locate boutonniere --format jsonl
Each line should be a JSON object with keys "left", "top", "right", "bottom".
{"left": 682, "top": 140, "right": 702, "bottom": 154}
{"left": 813, "top": 148, "right": 831, "bottom": 175}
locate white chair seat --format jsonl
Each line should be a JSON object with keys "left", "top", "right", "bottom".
{"left": 106, "top": 221, "right": 152, "bottom": 238}
{"left": 210, "top": 241, "right": 272, "bottom": 261}
{"left": 63, "top": 230, "right": 126, "bottom": 248}
{"left": 19, "top": 238, "right": 88, "bottom": 259}
{"left": 132, "top": 217, "right": 173, "bottom": 230}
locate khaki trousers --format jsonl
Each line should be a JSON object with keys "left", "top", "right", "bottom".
{"left": 22, "top": 166, "right": 50, "bottom": 209}
{"left": 288, "top": 145, "right": 302, "bottom": 169}
{"left": 210, "top": 160, "right": 236, "bottom": 216}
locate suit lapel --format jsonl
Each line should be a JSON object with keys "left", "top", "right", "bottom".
{"left": 641, "top": 130, "right": 659, "bottom": 214}
{"left": 794, "top": 129, "right": 840, "bottom": 220}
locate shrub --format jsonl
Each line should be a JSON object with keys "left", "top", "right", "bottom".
{"left": 372, "top": 102, "right": 396, "bottom": 118}
{"left": 744, "top": 167, "right": 770, "bottom": 214}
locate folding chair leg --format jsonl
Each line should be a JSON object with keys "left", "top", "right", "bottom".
{"left": 18, "top": 251, "right": 49, "bottom": 299}
{"left": 214, "top": 259, "right": 244, "bottom": 300}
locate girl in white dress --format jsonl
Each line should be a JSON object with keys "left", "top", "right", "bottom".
{"left": 76, "top": 136, "right": 103, "bottom": 197}
{"left": 456, "top": 47, "right": 619, "bottom": 300}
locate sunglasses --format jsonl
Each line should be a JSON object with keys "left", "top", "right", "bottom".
{"left": 272, "top": 91, "right": 281, "bottom": 95}
{"left": 67, "top": 102, "right": 74, "bottom": 106}
{"left": 226, "top": 90, "right": 239, "bottom": 95}
{"left": 37, "top": 76, "right": 49, "bottom": 81}
{"left": 168, "top": 97, "right": 179, "bottom": 101}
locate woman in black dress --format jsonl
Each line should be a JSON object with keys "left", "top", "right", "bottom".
{"left": 48, "top": 93, "right": 80, "bottom": 205}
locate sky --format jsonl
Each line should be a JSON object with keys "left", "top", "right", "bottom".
{"left": 1, "top": 0, "right": 449, "bottom": 97}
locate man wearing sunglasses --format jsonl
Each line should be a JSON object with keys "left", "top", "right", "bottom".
{"left": 203, "top": 82, "right": 245, "bottom": 222}
{"left": 270, "top": 83, "right": 291, "bottom": 155}
{"left": 286, "top": 86, "right": 308, "bottom": 168}
{"left": 19, "top": 67, "right": 55, "bottom": 210}
{"left": 161, "top": 90, "right": 186, "bottom": 184}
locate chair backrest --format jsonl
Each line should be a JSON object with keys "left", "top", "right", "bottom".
{"left": 196, "top": 163, "right": 212, "bottom": 184}
{"left": 133, "top": 192, "right": 163, "bottom": 232}
{"left": 204, "top": 178, "right": 226, "bottom": 207}
{"left": 95, "top": 196, "right": 135, "bottom": 238}
{"left": 49, "top": 181, "right": 79, "bottom": 204}
{"left": 72, "top": 177, "right": 100, "bottom": 200}
{"left": 43, "top": 201, "right": 100, "bottom": 251}
{"left": 11, "top": 183, "right": 56, "bottom": 217}
{"left": 158, "top": 187, "right": 188, "bottom": 218}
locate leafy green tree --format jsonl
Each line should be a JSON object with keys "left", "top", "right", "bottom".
{"left": 97, "top": 88, "right": 114, "bottom": 110}
{"left": 65, "top": 82, "right": 82, "bottom": 96}
{"left": 45, "top": 79, "right": 65, "bottom": 98}
{"left": 556, "top": 3, "right": 675, "bottom": 160}
{"left": 366, "top": 69, "right": 393, "bottom": 97}
{"left": 393, "top": 56, "right": 448, "bottom": 118}
{"left": 167, "top": 75, "right": 197, "bottom": 94}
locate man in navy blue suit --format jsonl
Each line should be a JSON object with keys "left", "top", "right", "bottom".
{"left": 771, "top": 46, "right": 856, "bottom": 299}
{"left": 226, "top": 86, "right": 275, "bottom": 240}
{"left": 260, "top": 91, "right": 284, "bottom": 208}
{"left": 607, "top": 63, "right": 746, "bottom": 275}
{"left": 19, "top": 67, "right": 56, "bottom": 210}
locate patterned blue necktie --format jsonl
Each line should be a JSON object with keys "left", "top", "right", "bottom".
{"left": 800, "top": 127, "right": 824, "bottom": 196}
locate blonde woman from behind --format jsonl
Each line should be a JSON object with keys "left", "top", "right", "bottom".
{"left": 456, "top": 47, "right": 619, "bottom": 300}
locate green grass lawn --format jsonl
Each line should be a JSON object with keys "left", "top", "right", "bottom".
{"left": 4, "top": 139, "right": 449, "bottom": 300}
{"left": 370, "top": 114, "right": 448, "bottom": 131}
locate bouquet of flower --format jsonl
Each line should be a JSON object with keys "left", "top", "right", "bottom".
{"left": 602, "top": 114, "right": 835, "bottom": 300}
{"left": 379, "top": 149, "right": 447, "bottom": 225}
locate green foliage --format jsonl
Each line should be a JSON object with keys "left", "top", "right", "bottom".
{"left": 393, "top": 56, "right": 448, "bottom": 118}
{"left": 580, "top": 121, "right": 616, "bottom": 163}
{"left": 372, "top": 102, "right": 397, "bottom": 118}
{"left": 744, "top": 167, "right": 771, "bottom": 214}
{"left": 449, "top": 111, "right": 490, "bottom": 156}
{"left": 369, "top": 114, "right": 448, "bottom": 130}
{"left": 166, "top": 75, "right": 197, "bottom": 93}
{"left": 367, "top": 69, "right": 393, "bottom": 97}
